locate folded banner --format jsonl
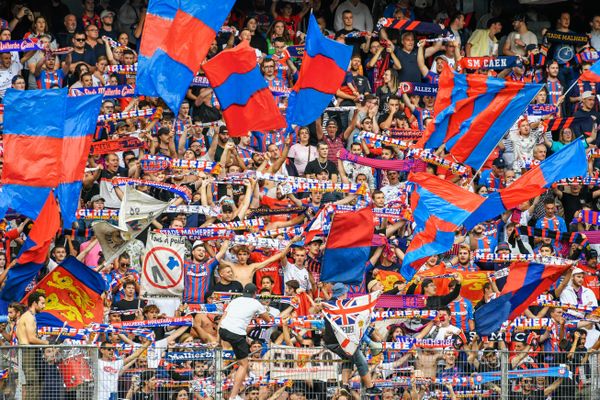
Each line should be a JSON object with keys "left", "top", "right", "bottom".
{"left": 90, "top": 137, "right": 146, "bottom": 155}
{"left": 114, "top": 316, "right": 193, "bottom": 329}
{"left": 581, "top": 230, "right": 600, "bottom": 244}
{"left": 571, "top": 209, "right": 600, "bottom": 225}
{"left": 382, "top": 338, "right": 455, "bottom": 350}
{"left": 246, "top": 206, "right": 307, "bottom": 217}
{"left": 105, "top": 64, "right": 137, "bottom": 73}
{"left": 231, "top": 235, "right": 289, "bottom": 250}
{"left": 473, "top": 365, "right": 572, "bottom": 385}
{"left": 376, "top": 17, "right": 443, "bottom": 34}
{"left": 76, "top": 209, "right": 119, "bottom": 220}
{"left": 357, "top": 131, "right": 411, "bottom": 149}
{"left": 406, "top": 148, "right": 468, "bottom": 174}
{"left": 97, "top": 108, "right": 157, "bottom": 122}
{"left": 0, "top": 39, "right": 44, "bottom": 52}
{"left": 338, "top": 148, "right": 414, "bottom": 171}
{"left": 517, "top": 226, "right": 587, "bottom": 245}
{"left": 69, "top": 85, "right": 135, "bottom": 99}
{"left": 543, "top": 116, "right": 590, "bottom": 132}
{"left": 112, "top": 177, "right": 192, "bottom": 202}
{"left": 397, "top": 82, "right": 438, "bottom": 96}
{"left": 386, "top": 128, "right": 424, "bottom": 140}
{"left": 140, "top": 155, "right": 220, "bottom": 174}
{"left": 371, "top": 309, "right": 437, "bottom": 320}
{"left": 544, "top": 30, "right": 589, "bottom": 45}
{"left": 527, "top": 104, "right": 558, "bottom": 116}
{"left": 157, "top": 227, "right": 231, "bottom": 240}
{"left": 459, "top": 56, "right": 521, "bottom": 70}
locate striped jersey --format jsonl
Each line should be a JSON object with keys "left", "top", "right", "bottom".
{"left": 182, "top": 258, "right": 219, "bottom": 304}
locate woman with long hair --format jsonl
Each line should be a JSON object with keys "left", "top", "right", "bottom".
{"left": 245, "top": 16, "right": 268, "bottom": 55}
{"left": 376, "top": 68, "right": 399, "bottom": 107}
{"left": 265, "top": 20, "right": 292, "bottom": 54}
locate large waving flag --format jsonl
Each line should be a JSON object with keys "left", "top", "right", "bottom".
{"left": 0, "top": 89, "right": 102, "bottom": 222}
{"left": 418, "top": 67, "right": 542, "bottom": 170}
{"left": 140, "top": 0, "right": 235, "bottom": 112}
{"left": 474, "top": 262, "right": 569, "bottom": 335}
{"left": 136, "top": 0, "right": 178, "bottom": 97}
{"left": 22, "top": 256, "right": 107, "bottom": 329}
{"left": 202, "top": 41, "right": 286, "bottom": 136}
{"left": 464, "top": 139, "right": 588, "bottom": 228}
{"left": 286, "top": 14, "right": 353, "bottom": 127}
{"left": 56, "top": 95, "right": 104, "bottom": 228}
{"left": 0, "top": 194, "right": 60, "bottom": 302}
{"left": 321, "top": 207, "right": 374, "bottom": 285}
{"left": 401, "top": 173, "right": 485, "bottom": 281}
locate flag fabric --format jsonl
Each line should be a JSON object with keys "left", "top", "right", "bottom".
{"left": 94, "top": 187, "right": 171, "bottom": 265}
{"left": 0, "top": 194, "right": 60, "bottom": 302}
{"left": 464, "top": 139, "right": 588, "bottom": 228}
{"left": 579, "top": 59, "right": 600, "bottom": 82}
{"left": 374, "top": 270, "right": 404, "bottom": 291}
{"left": 321, "top": 207, "right": 374, "bottom": 285}
{"left": 474, "top": 262, "right": 569, "bottom": 335}
{"left": 322, "top": 291, "right": 380, "bottom": 355}
{"left": 22, "top": 256, "right": 107, "bottom": 329}
{"left": 286, "top": 14, "right": 353, "bottom": 127}
{"left": 136, "top": 0, "right": 178, "bottom": 97}
{"left": 303, "top": 204, "right": 334, "bottom": 244}
{"left": 417, "top": 264, "right": 490, "bottom": 302}
{"left": 139, "top": 0, "right": 235, "bottom": 112}
{"left": 55, "top": 95, "right": 104, "bottom": 228}
{"left": 401, "top": 173, "right": 485, "bottom": 281}
{"left": 202, "top": 41, "right": 286, "bottom": 136}
{"left": 0, "top": 89, "right": 101, "bottom": 224}
{"left": 418, "top": 66, "right": 542, "bottom": 170}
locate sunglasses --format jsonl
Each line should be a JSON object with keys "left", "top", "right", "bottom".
{"left": 74, "top": 38, "right": 85, "bottom": 42}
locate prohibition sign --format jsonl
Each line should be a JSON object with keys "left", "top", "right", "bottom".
{"left": 143, "top": 246, "right": 184, "bottom": 290}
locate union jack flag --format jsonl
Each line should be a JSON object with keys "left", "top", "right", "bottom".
{"left": 322, "top": 291, "right": 380, "bottom": 355}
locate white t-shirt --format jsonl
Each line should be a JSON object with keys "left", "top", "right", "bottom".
{"left": 97, "top": 358, "right": 124, "bottom": 400}
{"left": 134, "top": 337, "right": 168, "bottom": 369}
{"left": 283, "top": 262, "right": 311, "bottom": 291}
{"left": 0, "top": 60, "right": 22, "bottom": 97}
{"left": 220, "top": 297, "right": 267, "bottom": 335}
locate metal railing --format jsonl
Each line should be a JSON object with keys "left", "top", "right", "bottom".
{"left": 0, "top": 345, "right": 598, "bottom": 399}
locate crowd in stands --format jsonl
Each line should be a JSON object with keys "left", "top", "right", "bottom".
{"left": 1, "top": 0, "right": 600, "bottom": 399}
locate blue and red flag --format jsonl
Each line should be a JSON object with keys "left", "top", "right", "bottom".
{"left": 321, "top": 207, "right": 374, "bottom": 285}
{"left": 56, "top": 95, "right": 104, "bottom": 228}
{"left": 286, "top": 14, "right": 353, "bottom": 127}
{"left": 202, "top": 41, "right": 286, "bottom": 137}
{"left": 579, "top": 59, "right": 600, "bottom": 82}
{"left": 0, "top": 89, "right": 101, "bottom": 223}
{"left": 464, "top": 138, "right": 588, "bottom": 228}
{"left": 136, "top": 0, "right": 178, "bottom": 97}
{"left": 418, "top": 66, "right": 542, "bottom": 170}
{"left": 22, "top": 256, "right": 107, "bottom": 329}
{"left": 140, "top": 0, "right": 235, "bottom": 112}
{"left": 401, "top": 173, "right": 485, "bottom": 281}
{"left": 474, "top": 262, "right": 569, "bottom": 336}
{"left": 0, "top": 194, "right": 60, "bottom": 302}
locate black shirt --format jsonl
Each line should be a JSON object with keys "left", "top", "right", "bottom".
{"left": 394, "top": 47, "right": 420, "bottom": 83}
{"left": 335, "top": 28, "right": 365, "bottom": 56}
{"left": 304, "top": 159, "right": 338, "bottom": 178}
{"left": 560, "top": 189, "right": 591, "bottom": 225}
{"left": 212, "top": 280, "right": 243, "bottom": 293}
{"left": 112, "top": 298, "right": 147, "bottom": 321}
{"left": 571, "top": 108, "right": 597, "bottom": 139}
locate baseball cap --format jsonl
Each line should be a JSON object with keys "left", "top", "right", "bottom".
{"left": 326, "top": 119, "right": 338, "bottom": 127}
{"left": 90, "top": 194, "right": 105, "bottom": 203}
{"left": 219, "top": 126, "right": 229, "bottom": 134}
{"left": 243, "top": 283, "right": 258, "bottom": 297}
{"left": 116, "top": 121, "right": 127, "bottom": 129}
{"left": 496, "top": 242, "right": 510, "bottom": 252}
{"left": 331, "top": 282, "right": 348, "bottom": 299}
{"left": 582, "top": 91, "right": 595, "bottom": 99}
{"left": 572, "top": 267, "right": 585, "bottom": 275}
{"left": 512, "top": 14, "right": 526, "bottom": 22}
{"left": 192, "top": 240, "right": 204, "bottom": 250}
{"left": 100, "top": 10, "right": 115, "bottom": 19}
{"left": 309, "top": 236, "right": 324, "bottom": 244}
{"left": 492, "top": 157, "right": 506, "bottom": 169}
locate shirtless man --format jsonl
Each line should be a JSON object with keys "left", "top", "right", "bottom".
{"left": 16, "top": 291, "right": 49, "bottom": 400}
{"left": 220, "top": 241, "right": 295, "bottom": 286}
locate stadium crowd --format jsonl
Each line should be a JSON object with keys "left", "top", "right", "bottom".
{"left": 1, "top": 0, "right": 600, "bottom": 399}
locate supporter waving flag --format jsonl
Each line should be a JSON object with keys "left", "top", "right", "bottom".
{"left": 202, "top": 41, "right": 286, "bottom": 136}
{"left": 464, "top": 139, "right": 588, "bottom": 228}
{"left": 579, "top": 58, "right": 600, "bottom": 82}
{"left": 286, "top": 14, "right": 353, "bottom": 127}
{"left": 321, "top": 207, "right": 374, "bottom": 285}
{"left": 401, "top": 173, "right": 485, "bottom": 281}
{"left": 418, "top": 66, "right": 542, "bottom": 171}
{"left": 139, "top": 0, "right": 235, "bottom": 112}
{"left": 474, "top": 262, "right": 570, "bottom": 336}
{"left": 136, "top": 0, "right": 179, "bottom": 96}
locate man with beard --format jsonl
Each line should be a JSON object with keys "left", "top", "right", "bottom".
{"left": 450, "top": 245, "right": 479, "bottom": 272}
{"left": 469, "top": 225, "right": 498, "bottom": 254}
{"left": 183, "top": 240, "right": 230, "bottom": 305}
